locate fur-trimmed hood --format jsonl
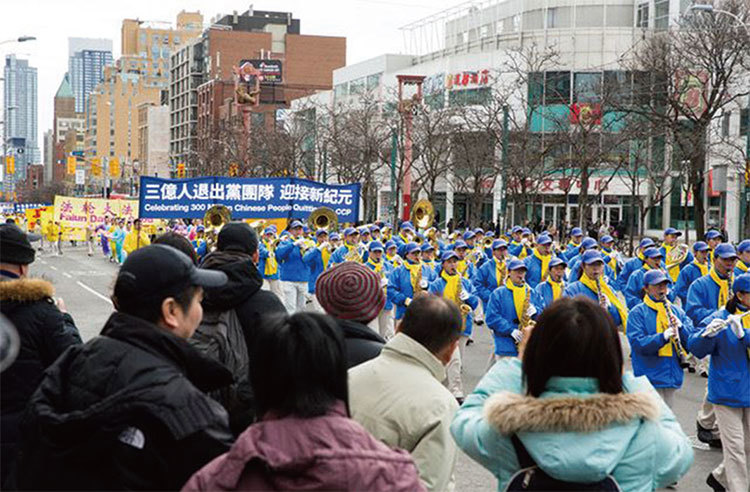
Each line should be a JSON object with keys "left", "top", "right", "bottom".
{"left": 0, "top": 277, "right": 55, "bottom": 302}
{"left": 484, "top": 391, "right": 659, "bottom": 434}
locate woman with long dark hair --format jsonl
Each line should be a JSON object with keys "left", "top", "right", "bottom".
{"left": 451, "top": 297, "right": 693, "bottom": 491}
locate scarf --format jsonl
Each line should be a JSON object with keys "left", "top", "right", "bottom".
{"left": 737, "top": 261, "right": 749, "bottom": 273}
{"left": 709, "top": 268, "right": 733, "bottom": 308}
{"left": 366, "top": 257, "right": 382, "bottom": 274}
{"left": 441, "top": 269, "right": 461, "bottom": 303}
{"left": 740, "top": 307, "right": 750, "bottom": 359}
{"left": 457, "top": 258, "right": 469, "bottom": 278}
{"left": 263, "top": 240, "right": 278, "bottom": 276}
{"left": 602, "top": 248, "right": 618, "bottom": 275}
{"left": 568, "top": 240, "right": 581, "bottom": 250}
{"left": 495, "top": 258, "right": 506, "bottom": 287}
{"left": 580, "top": 272, "right": 629, "bottom": 329}
{"left": 637, "top": 250, "right": 646, "bottom": 262}
{"left": 642, "top": 295, "right": 676, "bottom": 357}
{"left": 320, "top": 243, "right": 331, "bottom": 269}
{"left": 693, "top": 259, "right": 708, "bottom": 277}
{"left": 546, "top": 277, "right": 563, "bottom": 301}
{"left": 405, "top": 260, "right": 423, "bottom": 291}
{"left": 533, "top": 248, "right": 551, "bottom": 281}
{"left": 505, "top": 279, "right": 528, "bottom": 322}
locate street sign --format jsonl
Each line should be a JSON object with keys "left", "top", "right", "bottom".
{"left": 75, "top": 169, "right": 85, "bottom": 185}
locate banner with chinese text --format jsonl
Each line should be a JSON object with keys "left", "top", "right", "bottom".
{"left": 54, "top": 196, "right": 140, "bottom": 240}
{"left": 139, "top": 176, "right": 361, "bottom": 222}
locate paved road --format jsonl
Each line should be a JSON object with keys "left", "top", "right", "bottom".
{"left": 29, "top": 245, "right": 723, "bottom": 491}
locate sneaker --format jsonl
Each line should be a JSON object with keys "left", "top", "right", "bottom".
{"left": 706, "top": 472, "right": 726, "bottom": 492}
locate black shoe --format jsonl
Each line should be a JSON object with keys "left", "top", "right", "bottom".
{"left": 700, "top": 370, "right": 709, "bottom": 378}
{"left": 456, "top": 397, "right": 465, "bottom": 405}
{"left": 697, "top": 423, "right": 723, "bottom": 448}
{"left": 475, "top": 319, "right": 485, "bottom": 326}
{"left": 466, "top": 338, "right": 474, "bottom": 346}
{"left": 687, "top": 366, "right": 696, "bottom": 373}
{"left": 706, "top": 472, "right": 726, "bottom": 491}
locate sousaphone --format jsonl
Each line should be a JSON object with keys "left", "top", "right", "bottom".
{"left": 411, "top": 199, "right": 435, "bottom": 230}
{"left": 308, "top": 206, "right": 338, "bottom": 232}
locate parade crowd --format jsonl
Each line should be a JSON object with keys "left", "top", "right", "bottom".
{"left": 1, "top": 213, "right": 749, "bottom": 492}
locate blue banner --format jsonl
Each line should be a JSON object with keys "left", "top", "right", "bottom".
{"left": 139, "top": 176, "right": 360, "bottom": 222}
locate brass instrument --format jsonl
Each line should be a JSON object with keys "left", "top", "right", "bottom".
{"left": 663, "top": 300, "right": 690, "bottom": 368}
{"left": 410, "top": 262, "right": 424, "bottom": 296}
{"left": 665, "top": 243, "right": 689, "bottom": 269}
{"left": 596, "top": 276, "right": 608, "bottom": 309}
{"left": 411, "top": 199, "right": 435, "bottom": 229}
{"left": 308, "top": 206, "right": 338, "bottom": 232}
{"left": 344, "top": 244, "right": 365, "bottom": 263}
{"left": 248, "top": 219, "right": 267, "bottom": 234}
{"left": 455, "top": 276, "right": 473, "bottom": 329}
{"left": 203, "top": 205, "right": 232, "bottom": 251}
{"left": 517, "top": 287, "right": 535, "bottom": 346}
{"left": 483, "top": 237, "right": 494, "bottom": 248}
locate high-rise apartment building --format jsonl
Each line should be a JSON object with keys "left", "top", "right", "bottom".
{"left": 68, "top": 38, "right": 113, "bottom": 114}
{"left": 3, "top": 55, "right": 39, "bottom": 197}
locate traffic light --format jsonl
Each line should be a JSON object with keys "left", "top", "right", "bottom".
{"left": 91, "top": 158, "right": 102, "bottom": 177}
{"left": 109, "top": 158, "right": 120, "bottom": 178}
{"left": 5, "top": 155, "right": 15, "bottom": 175}
{"left": 228, "top": 163, "right": 239, "bottom": 177}
{"left": 177, "top": 162, "right": 186, "bottom": 178}
{"left": 67, "top": 156, "right": 76, "bottom": 175}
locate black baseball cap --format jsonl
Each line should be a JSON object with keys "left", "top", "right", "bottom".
{"left": 114, "top": 245, "right": 227, "bottom": 303}
{"left": 0, "top": 224, "right": 41, "bottom": 265}
{"left": 217, "top": 222, "right": 256, "bottom": 255}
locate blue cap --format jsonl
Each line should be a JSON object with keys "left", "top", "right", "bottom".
{"left": 196, "top": 225, "right": 205, "bottom": 232}
{"left": 715, "top": 243, "right": 738, "bottom": 259}
{"left": 492, "top": 239, "right": 508, "bottom": 250}
{"left": 289, "top": 220, "right": 304, "bottom": 229}
{"left": 639, "top": 238, "right": 655, "bottom": 249}
{"left": 738, "top": 239, "right": 750, "bottom": 253}
{"left": 462, "top": 230, "right": 476, "bottom": 241}
{"left": 343, "top": 227, "right": 357, "bottom": 236}
{"left": 644, "top": 248, "right": 664, "bottom": 259}
{"left": 404, "top": 242, "right": 420, "bottom": 255}
{"left": 521, "top": 228, "right": 531, "bottom": 235}
{"left": 385, "top": 240, "right": 396, "bottom": 250}
{"left": 382, "top": 222, "right": 392, "bottom": 229}
{"left": 329, "top": 232, "right": 340, "bottom": 241}
{"left": 474, "top": 227, "right": 484, "bottom": 234}
{"left": 582, "top": 250, "right": 605, "bottom": 264}
{"left": 420, "top": 242, "right": 435, "bottom": 252}
{"left": 693, "top": 241, "right": 709, "bottom": 252}
{"left": 485, "top": 231, "right": 495, "bottom": 238}
{"left": 369, "top": 224, "right": 380, "bottom": 232}
{"left": 705, "top": 230, "right": 722, "bottom": 240}
{"left": 581, "top": 237, "right": 598, "bottom": 250}
{"left": 358, "top": 226, "right": 371, "bottom": 235}
{"left": 733, "top": 273, "right": 750, "bottom": 293}
{"left": 571, "top": 227, "right": 583, "bottom": 236}
{"left": 664, "top": 227, "right": 682, "bottom": 237}
{"left": 400, "top": 221, "right": 414, "bottom": 230}
{"left": 269, "top": 224, "right": 278, "bottom": 232}
{"left": 315, "top": 228, "right": 329, "bottom": 237}
{"left": 454, "top": 240, "right": 468, "bottom": 250}
{"left": 644, "top": 269, "right": 671, "bottom": 286}
{"left": 441, "top": 250, "right": 459, "bottom": 262}
{"left": 507, "top": 259, "right": 527, "bottom": 271}
{"left": 549, "top": 257, "right": 567, "bottom": 268}
{"left": 369, "top": 240, "right": 384, "bottom": 252}
{"left": 600, "top": 235, "right": 614, "bottom": 244}
{"left": 303, "top": 226, "right": 311, "bottom": 233}
{"left": 511, "top": 225, "right": 523, "bottom": 234}
{"left": 536, "top": 234, "right": 552, "bottom": 246}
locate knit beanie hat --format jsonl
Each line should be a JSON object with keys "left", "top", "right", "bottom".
{"left": 315, "top": 262, "right": 386, "bottom": 324}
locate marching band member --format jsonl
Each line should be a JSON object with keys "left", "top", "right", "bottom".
{"left": 387, "top": 242, "right": 431, "bottom": 322}
{"left": 617, "top": 238, "right": 657, "bottom": 291}
{"left": 734, "top": 239, "right": 750, "bottom": 276}
{"left": 690, "top": 273, "right": 750, "bottom": 492}
{"left": 474, "top": 239, "right": 509, "bottom": 308}
{"left": 191, "top": 225, "right": 208, "bottom": 263}
{"left": 364, "top": 240, "right": 395, "bottom": 339}
{"left": 302, "top": 228, "right": 332, "bottom": 312}
{"left": 329, "top": 231, "right": 342, "bottom": 250}
{"left": 599, "top": 235, "right": 621, "bottom": 279}
{"left": 369, "top": 224, "right": 381, "bottom": 243}
{"left": 705, "top": 230, "right": 723, "bottom": 264}
{"left": 660, "top": 227, "right": 693, "bottom": 282}
{"left": 275, "top": 220, "right": 312, "bottom": 313}
{"left": 453, "top": 240, "right": 477, "bottom": 281}
{"left": 517, "top": 228, "right": 534, "bottom": 259}
{"left": 420, "top": 242, "right": 437, "bottom": 272}
{"left": 380, "top": 223, "right": 392, "bottom": 243}
{"left": 674, "top": 241, "right": 710, "bottom": 306}
{"left": 508, "top": 226, "right": 524, "bottom": 257}
{"left": 485, "top": 258, "right": 541, "bottom": 363}
{"left": 482, "top": 231, "right": 494, "bottom": 259}
{"left": 259, "top": 226, "right": 282, "bottom": 298}
{"left": 534, "top": 256, "right": 567, "bottom": 311}
{"left": 393, "top": 221, "right": 415, "bottom": 256}
{"left": 627, "top": 269, "right": 694, "bottom": 409}
{"left": 384, "top": 239, "right": 402, "bottom": 268}
{"left": 625, "top": 248, "right": 674, "bottom": 309}
{"left": 429, "top": 250, "right": 479, "bottom": 401}
{"left": 563, "top": 250, "right": 629, "bottom": 331}
{"left": 359, "top": 226, "right": 372, "bottom": 248}
{"left": 330, "top": 227, "right": 365, "bottom": 265}
{"left": 562, "top": 226, "right": 584, "bottom": 261}
{"left": 523, "top": 233, "right": 553, "bottom": 288}
{"left": 567, "top": 237, "right": 601, "bottom": 281}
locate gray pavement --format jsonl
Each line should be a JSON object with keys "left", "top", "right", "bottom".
{"left": 30, "top": 244, "right": 722, "bottom": 491}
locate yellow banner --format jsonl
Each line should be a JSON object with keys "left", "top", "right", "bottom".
{"left": 54, "top": 195, "right": 142, "bottom": 241}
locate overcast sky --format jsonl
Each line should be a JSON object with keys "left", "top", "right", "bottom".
{"left": 0, "top": 0, "right": 459, "bottom": 150}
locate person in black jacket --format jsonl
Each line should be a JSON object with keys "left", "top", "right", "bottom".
{"left": 315, "top": 262, "right": 387, "bottom": 368}
{"left": 0, "top": 223, "right": 82, "bottom": 485}
{"left": 11, "top": 245, "right": 234, "bottom": 491}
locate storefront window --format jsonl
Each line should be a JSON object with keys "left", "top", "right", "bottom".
{"left": 544, "top": 71, "right": 571, "bottom": 104}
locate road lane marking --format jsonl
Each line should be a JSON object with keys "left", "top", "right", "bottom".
{"left": 49, "top": 265, "right": 58, "bottom": 271}
{"left": 76, "top": 281, "right": 112, "bottom": 305}
{"left": 63, "top": 272, "right": 72, "bottom": 279}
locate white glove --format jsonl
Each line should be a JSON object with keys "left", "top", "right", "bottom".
{"left": 662, "top": 326, "right": 676, "bottom": 341}
{"left": 405, "top": 297, "right": 412, "bottom": 306}
{"left": 318, "top": 242, "right": 329, "bottom": 251}
{"left": 526, "top": 304, "right": 537, "bottom": 317}
{"left": 703, "top": 318, "right": 727, "bottom": 338}
{"left": 294, "top": 239, "right": 305, "bottom": 247}
{"left": 380, "top": 277, "right": 388, "bottom": 288}
{"left": 419, "top": 279, "right": 428, "bottom": 289}
{"left": 728, "top": 315, "right": 745, "bottom": 339}
{"left": 511, "top": 329, "right": 524, "bottom": 343}
{"left": 459, "top": 290, "right": 469, "bottom": 301}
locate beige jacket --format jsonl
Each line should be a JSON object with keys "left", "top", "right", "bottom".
{"left": 348, "top": 333, "right": 458, "bottom": 492}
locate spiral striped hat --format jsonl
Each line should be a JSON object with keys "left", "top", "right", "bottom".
{"left": 316, "top": 262, "right": 386, "bottom": 324}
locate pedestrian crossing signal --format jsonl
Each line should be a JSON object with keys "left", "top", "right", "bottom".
{"left": 5, "top": 156, "right": 15, "bottom": 175}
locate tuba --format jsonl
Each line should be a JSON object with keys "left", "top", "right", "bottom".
{"left": 308, "top": 206, "right": 338, "bottom": 232}
{"left": 204, "top": 205, "right": 232, "bottom": 251}
{"left": 411, "top": 199, "right": 435, "bottom": 230}
{"left": 665, "top": 243, "right": 689, "bottom": 269}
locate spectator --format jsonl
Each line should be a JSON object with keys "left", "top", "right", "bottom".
{"left": 0, "top": 224, "right": 82, "bottom": 484}
{"left": 153, "top": 231, "right": 199, "bottom": 265}
{"left": 348, "top": 295, "right": 462, "bottom": 491}
{"left": 316, "top": 262, "right": 387, "bottom": 368}
{"left": 11, "top": 245, "right": 233, "bottom": 490}
{"left": 452, "top": 297, "right": 693, "bottom": 491}
{"left": 183, "top": 312, "right": 423, "bottom": 491}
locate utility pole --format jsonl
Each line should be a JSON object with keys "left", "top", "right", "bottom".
{"left": 390, "top": 129, "right": 397, "bottom": 225}
{"left": 500, "top": 105, "right": 509, "bottom": 231}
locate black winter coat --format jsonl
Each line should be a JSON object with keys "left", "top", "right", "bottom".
{"left": 0, "top": 276, "right": 81, "bottom": 484}
{"left": 10, "top": 311, "right": 234, "bottom": 491}
{"left": 338, "top": 319, "right": 385, "bottom": 368}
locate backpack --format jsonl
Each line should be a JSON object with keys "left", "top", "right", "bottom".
{"left": 189, "top": 309, "right": 253, "bottom": 428}
{"left": 505, "top": 435, "right": 621, "bottom": 491}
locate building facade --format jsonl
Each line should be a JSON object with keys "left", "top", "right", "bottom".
{"left": 68, "top": 38, "right": 113, "bottom": 114}
{"left": 138, "top": 103, "right": 170, "bottom": 178}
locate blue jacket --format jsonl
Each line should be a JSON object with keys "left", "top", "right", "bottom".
{"left": 485, "top": 284, "right": 541, "bottom": 356}
{"left": 627, "top": 301, "right": 694, "bottom": 389}
{"left": 275, "top": 239, "right": 310, "bottom": 282}
{"left": 673, "top": 262, "right": 706, "bottom": 306}
{"left": 387, "top": 262, "right": 435, "bottom": 320}
{"left": 563, "top": 280, "right": 626, "bottom": 327}
{"left": 617, "top": 256, "right": 644, "bottom": 292}
{"left": 258, "top": 241, "right": 279, "bottom": 280}
{"left": 684, "top": 273, "right": 727, "bottom": 326}
{"left": 508, "top": 240, "right": 524, "bottom": 258}
{"left": 562, "top": 242, "right": 582, "bottom": 261}
{"left": 302, "top": 246, "right": 328, "bottom": 294}
{"left": 523, "top": 252, "right": 553, "bottom": 289}
{"left": 429, "top": 274, "right": 479, "bottom": 336}
{"left": 689, "top": 309, "right": 750, "bottom": 408}
{"left": 734, "top": 262, "right": 750, "bottom": 277}
{"left": 624, "top": 268, "right": 675, "bottom": 309}
{"left": 364, "top": 259, "right": 394, "bottom": 310}
{"left": 474, "top": 257, "right": 506, "bottom": 304}
{"left": 451, "top": 358, "right": 693, "bottom": 492}
{"left": 534, "top": 279, "right": 565, "bottom": 311}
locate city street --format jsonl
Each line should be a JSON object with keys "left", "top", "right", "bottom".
{"left": 30, "top": 245, "right": 723, "bottom": 491}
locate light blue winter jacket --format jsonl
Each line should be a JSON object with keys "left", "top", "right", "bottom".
{"left": 451, "top": 358, "right": 693, "bottom": 492}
